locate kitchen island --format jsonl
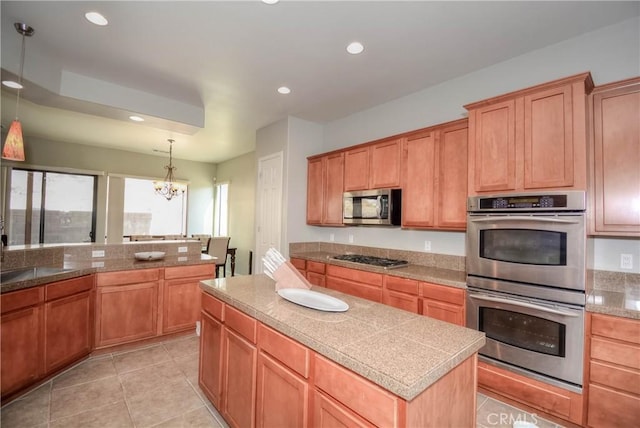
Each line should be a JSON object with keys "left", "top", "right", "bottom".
{"left": 199, "top": 274, "right": 485, "bottom": 427}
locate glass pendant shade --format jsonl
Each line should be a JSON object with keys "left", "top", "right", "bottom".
{"left": 2, "top": 120, "right": 25, "bottom": 161}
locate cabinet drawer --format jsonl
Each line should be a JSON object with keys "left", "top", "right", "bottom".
{"left": 591, "top": 336, "right": 640, "bottom": 370}
{"left": 307, "top": 261, "right": 326, "bottom": 274}
{"left": 383, "top": 290, "right": 419, "bottom": 313}
{"left": 46, "top": 275, "right": 93, "bottom": 301}
{"left": 384, "top": 276, "right": 418, "bottom": 295}
{"left": 326, "top": 265, "right": 382, "bottom": 287}
{"left": 307, "top": 272, "right": 326, "bottom": 287}
{"left": 1, "top": 287, "right": 44, "bottom": 314}
{"left": 164, "top": 264, "right": 215, "bottom": 280}
{"left": 420, "top": 282, "right": 464, "bottom": 305}
{"left": 290, "top": 258, "right": 306, "bottom": 270}
{"left": 96, "top": 269, "right": 161, "bottom": 286}
{"left": 326, "top": 277, "right": 382, "bottom": 303}
{"left": 314, "top": 355, "right": 399, "bottom": 428}
{"left": 225, "top": 305, "right": 257, "bottom": 344}
{"left": 591, "top": 313, "right": 640, "bottom": 345}
{"left": 201, "top": 292, "right": 224, "bottom": 322}
{"left": 588, "top": 383, "right": 640, "bottom": 428}
{"left": 590, "top": 360, "right": 640, "bottom": 395}
{"left": 258, "top": 324, "right": 310, "bottom": 378}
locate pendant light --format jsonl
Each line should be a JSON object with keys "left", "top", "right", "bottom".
{"left": 2, "top": 23, "right": 35, "bottom": 162}
{"left": 153, "top": 139, "right": 187, "bottom": 201}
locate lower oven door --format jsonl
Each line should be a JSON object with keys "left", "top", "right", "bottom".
{"left": 467, "top": 287, "right": 584, "bottom": 388}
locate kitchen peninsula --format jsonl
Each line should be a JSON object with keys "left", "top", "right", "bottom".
{"left": 199, "top": 275, "right": 485, "bottom": 427}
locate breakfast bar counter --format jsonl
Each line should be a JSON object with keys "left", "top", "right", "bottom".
{"left": 199, "top": 274, "right": 485, "bottom": 401}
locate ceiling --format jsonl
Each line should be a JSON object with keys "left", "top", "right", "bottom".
{"left": 1, "top": 1, "right": 638, "bottom": 163}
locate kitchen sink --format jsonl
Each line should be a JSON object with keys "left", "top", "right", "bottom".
{"left": 0, "top": 267, "right": 74, "bottom": 283}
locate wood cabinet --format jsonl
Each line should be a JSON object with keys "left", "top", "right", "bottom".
{"left": 199, "top": 292, "right": 225, "bottom": 408}
{"left": 95, "top": 268, "right": 161, "bottom": 348}
{"left": 163, "top": 264, "right": 214, "bottom": 334}
{"left": 256, "top": 325, "right": 310, "bottom": 428}
{"left": 344, "top": 139, "right": 402, "bottom": 191}
{"left": 586, "top": 313, "right": 640, "bottom": 427}
{"left": 402, "top": 119, "right": 468, "bottom": 230}
{"left": 325, "top": 265, "right": 383, "bottom": 303}
{"left": 419, "top": 281, "right": 465, "bottom": 326}
{"left": 1, "top": 287, "right": 44, "bottom": 398}
{"left": 590, "top": 77, "right": 640, "bottom": 236}
{"left": 382, "top": 275, "right": 419, "bottom": 313}
{"left": 465, "top": 72, "right": 593, "bottom": 194}
{"left": 306, "top": 152, "right": 344, "bottom": 225}
{"left": 290, "top": 257, "right": 306, "bottom": 275}
{"left": 44, "top": 275, "right": 93, "bottom": 373}
{"left": 306, "top": 261, "right": 326, "bottom": 287}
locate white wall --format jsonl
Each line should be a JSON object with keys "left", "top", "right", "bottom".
{"left": 286, "top": 17, "right": 640, "bottom": 270}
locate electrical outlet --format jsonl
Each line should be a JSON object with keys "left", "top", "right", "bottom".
{"left": 91, "top": 261, "right": 104, "bottom": 268}
{"left": 621, "top": 254, "right": 633, "bottom": 270}
{"left": 92, "top": 250, "right": 105, "bottom": 258}
{"left": 348, "top": 234, "right": 354, "bottom": 243}
{"left": 178, "top": 256, "right": 188, "bottom": 262}
{"left": 330, "top": 233, "right": 335, "bottom": 242}
{"left": 424, "top": 240, "right": 432, "bottom": 252}
{"left": 178, "top": 246, "right": 188, "bottom": 253}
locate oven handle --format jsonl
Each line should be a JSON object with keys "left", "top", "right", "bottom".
{"left": 468, "top": 216, "right": 581, "bottom": 224}
{"left": 468, "top": 294, "right": 581, "bottom": 317}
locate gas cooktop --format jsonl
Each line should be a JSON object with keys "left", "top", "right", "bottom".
{"left": 332, "top": 254, "right": 409, "bottom": 269}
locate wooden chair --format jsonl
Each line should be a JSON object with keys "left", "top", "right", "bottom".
{"left": 208, "top": 236, "right": 230, "bottom": 278}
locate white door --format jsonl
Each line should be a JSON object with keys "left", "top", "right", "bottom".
{"left": 255, "top": 152, "right": 283, "bottom": 274}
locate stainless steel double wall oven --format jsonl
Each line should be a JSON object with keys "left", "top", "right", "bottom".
{"left": 465, "top": 191, "right": 587, "bottom": 391}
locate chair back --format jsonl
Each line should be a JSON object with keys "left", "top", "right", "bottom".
{"left": 208, "top": 236, "right": 230, "bottom": 266}
{"left": 191, "top": 234, "right": 212, "bottom": 253}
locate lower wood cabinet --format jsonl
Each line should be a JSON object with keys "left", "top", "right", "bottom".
{"left": 223, "top": 326, "right": 257, "bottom": 428}
{"left": 586, "top": 313, "right": 640, "bottom": 427}
{"left": 306, "top": 261, "right": 326, "bottom": 287}
{"left": 420, "top": 281, "right": 465, "bottom": 326}
{"left": 199, "top": 309, "right": 224, "bottom": 408}
{"left": 326, "top": 265, "right": 383, "bottom": 303}
{"left": 314, "top": 390, "right": 375, "bottom": 428}
{"left": 163, "top": 264, "right": 215, "bottom": 334}
{"left": 382, "top": 275, "right": 419, "bottom": 313}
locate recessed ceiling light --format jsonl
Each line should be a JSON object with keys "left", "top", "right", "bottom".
{"left": 85, "top": 11, "right": 108, "bottom": 26}
{"left": 2, "top": 80, "right": 23, "bottom": 89}
{"left": 129, "top": 115, "right": 144, "bottom": 122}
{"left": 262, "top": 0, "right": 279, "bottom": 4}
{"left": 346, "top": 41, "right": 365, "bottom": 55}
{"left": 277, "top": 86, "right": 291, "bottom": 95}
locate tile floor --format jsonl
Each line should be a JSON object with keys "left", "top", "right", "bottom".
{"left": 1, "top": 334, "right": 565, "bottom": 428}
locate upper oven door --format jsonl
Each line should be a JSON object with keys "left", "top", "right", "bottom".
{"left": 466, "top": 213, "right": 585, "bottom": 291}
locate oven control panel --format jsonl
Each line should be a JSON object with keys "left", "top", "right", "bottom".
{"left": 468, "top": 190, "right": 586, "bottom": 212}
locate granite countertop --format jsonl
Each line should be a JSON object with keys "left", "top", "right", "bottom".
{"left": 1, "top": 254, "right": 215, "bottom": 294}
{"left": 290, "top": 251, "right": 467, "bottom": 289}
{"left": 586, "top": 270, "right": 640, "bottom": 320}
{"left": 200, "top": 274, "right": 485, "bottom": 401}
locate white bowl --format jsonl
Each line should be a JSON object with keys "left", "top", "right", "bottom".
{"left": 134, "top": 251, "right": 165, "bottom": 261}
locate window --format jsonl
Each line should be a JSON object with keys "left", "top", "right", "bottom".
{"left": 8, "top": 169, "right": 97, "bottom": 245}
{"left": 214, "top": 182, "right": 228, "bottom": 236}
{"left": 123, "top": 177, "right": 187, "bottom": 236}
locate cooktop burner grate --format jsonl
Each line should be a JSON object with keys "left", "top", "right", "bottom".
{"left": 332, "top": 254, "right": 408, "bottom": 269}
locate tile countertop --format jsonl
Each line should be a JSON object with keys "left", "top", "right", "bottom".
{"left": 586, "top": 270, "right": 640, "bottom": 320}
{"left": 200, "top": 274, "right": 486, "bottom": 401}
{"left": 290, "top": 251, "right": 467, "bottom": 289}
{"left": 1, "top": 254, "right": 216, "bottom": 294}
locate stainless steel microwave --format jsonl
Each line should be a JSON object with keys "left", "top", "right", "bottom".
{"left": 343, "top": 189, "right": 401, "bottom": 226}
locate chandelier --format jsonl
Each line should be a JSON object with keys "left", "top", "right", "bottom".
{"left": 153, "top": 139, "right": 187, "bottom": 201}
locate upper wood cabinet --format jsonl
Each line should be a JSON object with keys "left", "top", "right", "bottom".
{"left": 402, "top": 119, "right": 468, "bottom": 230}
{"left": 344, "top": 139, "right": 402, "bottom": 191}
{"left": 590, "top": 77, "right": 640, "bottom": 236}
{"left": 465, "top": 72, "right": 593, "bottom": 194}
{"left": 307, "top": 152, "right": 344, "bottom": 226}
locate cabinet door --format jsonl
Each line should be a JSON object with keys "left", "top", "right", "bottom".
{"left": 523, "top": 85, "right": 575, "bottom": 189}
{"left": 223, "top": 327, "right": 257, "bottom": 428}
{"left": 592, "top": 79, "right": 640, "bottom": 235}
{"left": 199, "top": 311, "right": 224, "bottom": 408}
{"left": 162, "top": 278, "right": 201, "bottom": 334}
{"left": 324, "top": 152, "right": 345, "bottom": 225}
{"left": 588, "top": 384, "right": 640, "bottom": 428}
{"left": 436, "top": 122, "right": 468, "bottom": 229}
{"left": 402, "top": 132, "right": 436, "bottom": 227}
{"left": 421, "top": 299, "right": 464, "bottom": 326}
{"left": 307, "top": 157, "right": 324, "bottom": 224}
{"left": 1, "top": 306, "right": 43, "bottom": 397}
{"left": 314, "top": 390, "right": 376, "bottom": 428}
{"left": 45, "top": 291, "right": 92, "bottom": 373}
{"left": 95, "top": 281, "right": 158, "bottom": 347}
{"left": 469, "top": 99, "right": 517, "bottom": 193}
{"left": 256, "top": 352, "right": 308, "bottom": 428}
{"left": 370, "top": 139, "right": 401, "bottom": 189}
{"left": 307, "top": 272, "right": 326, "bottom": 287}
{"left": 344, "top": 147, "right": 370, "bottom": 191}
